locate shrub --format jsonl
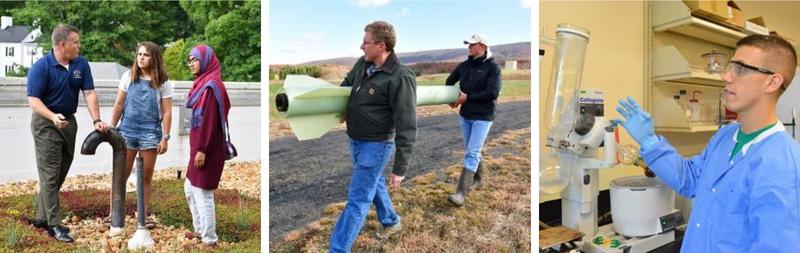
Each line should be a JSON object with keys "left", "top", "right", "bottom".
{"left": 225, "top": 238, "right": 260, "bottom": 252}
{"left": 0, "top": 194, "right": 35, "bottom": 220}
{"left": 150, "top": 180, "right": 260, "bottom": 243}
{"left": 61, "top": 189, "right": 139, "bottom": 218}
{"left": 277, "top": 65, "right": 321, "bottom": 79}
{"left": 151, "top": 179, "right": 193, "bottom": 228}
{"left": 0, "top": 216, "right": 78, "bottom": 252}
{"left": 211, "top": 189, "right": 260, "bottom": 242}
{"left": 6, "top": 63, "right": 29, "bottom": 77}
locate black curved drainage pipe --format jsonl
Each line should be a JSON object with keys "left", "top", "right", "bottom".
{"left": 80, "top": 129, "right": 127, "bottom": 230}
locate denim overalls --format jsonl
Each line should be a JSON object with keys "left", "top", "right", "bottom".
{"left": 118, "top": 79, "right": 163, "bottom": 150}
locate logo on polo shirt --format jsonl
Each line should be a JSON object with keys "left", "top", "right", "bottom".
{"left": 73, "top": 70, "right": 82, "bottom": 79}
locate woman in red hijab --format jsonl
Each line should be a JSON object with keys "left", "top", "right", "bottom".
{"left": 183, "top": 44, "right": 231, "bottom": 246}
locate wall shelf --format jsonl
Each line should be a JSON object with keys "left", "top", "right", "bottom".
{"left": 652, "top": 96, "right": 720, "bottom": 133}
{"left": 649, "top": 1, "right": 739, "bottom": 133}
{"left": 656, "top": 125, "right": 719, "bottom": 133}
{"left": 653, "top": 45, "right": 725, "bottom": 87}
{"left": 652, "top": 1, "right": 746, "bottom": 48}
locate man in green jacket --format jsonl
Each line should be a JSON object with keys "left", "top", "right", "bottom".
{"left": 329, "top": 21, "right": 417, "bottom": 252}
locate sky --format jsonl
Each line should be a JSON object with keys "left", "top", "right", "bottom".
{"left": 269, "top": 0, "right": 532, "bottom": 64}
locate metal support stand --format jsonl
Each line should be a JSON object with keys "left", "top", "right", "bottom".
{"left": 562, "top": 125, "right": 617, "bottom": 246}
{"left": 128, "top": 156, "right": 155, "bottom": 250}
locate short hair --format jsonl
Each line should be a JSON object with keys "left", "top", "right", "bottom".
{"left": 737, "top": 34, "right": 797, "bottom": 89}
{"left": 364, "top": 21, "right": 396, "bottom": 52}
{"left": 51, "top": 24, "right": 80, "bottom": 47}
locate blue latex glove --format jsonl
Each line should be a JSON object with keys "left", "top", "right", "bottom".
{"left": 613, "top": 96, "right": 659, "bottom": 151}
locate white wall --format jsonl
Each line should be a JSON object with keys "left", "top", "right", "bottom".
{"left": 777, "top": 68, "right": 800, "bottom": 139}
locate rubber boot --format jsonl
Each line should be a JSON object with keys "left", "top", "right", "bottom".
{"left": 448, "top": 167, "right": 475, "bottom": 206}
{"left": 471, "top": 162, "right": 483, "bottom": 190}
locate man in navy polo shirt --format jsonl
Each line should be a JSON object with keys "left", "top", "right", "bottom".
{"left": 26, "top": 24, "right": 110, "bottom": 243}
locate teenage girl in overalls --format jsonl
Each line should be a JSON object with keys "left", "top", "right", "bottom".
{"left": 110, "top": 41, "right": 175, "bottom": 229}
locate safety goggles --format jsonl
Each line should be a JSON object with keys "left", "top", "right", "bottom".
{"left": 726, "top": 60, "right": 785, "bottom": 90}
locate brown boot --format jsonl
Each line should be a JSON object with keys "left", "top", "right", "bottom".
{"left": 471, "top": 162, "right": 483, "bottom": 190}
{"left": 375, "top": 218, "right": 402, "bottom": 240}
{"left": 447, "top": 167, "right": 475, "bottom": 206}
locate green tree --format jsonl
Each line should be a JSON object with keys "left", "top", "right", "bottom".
{"left": 12, "top": 1, "right": 193, "bottom": 67}
{"left": 174, "top": 0, "right": 260, "bottom": 82}
{"left": 9, "top": 0, "right": 260, "bottom": 82}
{"left": 0, "top": 1, "right": 24, "bottom": 17}
{"left": 179, "top": 0, "right": 241, "bottom": 30}
{"left": 163, "top": 39, "right": 193, "bottom": 81}
{"left": 204, "top": 0, "right": 260, "bottom": 82}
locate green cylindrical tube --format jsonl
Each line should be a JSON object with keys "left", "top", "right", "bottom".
{"left": 277, "top": 76, "right": 461, "bottom": 117}
{"left": 276, "top": 75, "right": 460, "bottom": 140}
{"left": 416, "top": 85, "right": 460, "bottom": 106}
{"left": 277, "top": 86, "right": 350, "bottom": 117}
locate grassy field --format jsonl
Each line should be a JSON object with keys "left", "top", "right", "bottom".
{"left": 268, "top": 69, "right": 531, "bottom": 119}
{"left": 272, "top": 128, "right": 531, "bottom": 252}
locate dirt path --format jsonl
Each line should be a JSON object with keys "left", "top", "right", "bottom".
{"left": 268, "top": 100, "right": 530, "bottom": 242}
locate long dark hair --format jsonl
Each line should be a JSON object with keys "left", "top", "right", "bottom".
{"left": 130, "top": 41, "right": 168, "bottom": 89}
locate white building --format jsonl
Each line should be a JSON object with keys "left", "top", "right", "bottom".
{"left": 0, "top": 16, "right": 43, "bottom": 77}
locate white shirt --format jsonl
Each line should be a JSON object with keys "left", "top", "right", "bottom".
{"left": 117, "top": 70, "right": 175, "bottom": 99}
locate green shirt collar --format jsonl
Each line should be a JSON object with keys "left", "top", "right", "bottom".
{"left": 730, "top": 122, "right": 784, "bottom": 159}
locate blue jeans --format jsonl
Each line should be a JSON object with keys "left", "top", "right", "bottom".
{"left": 119, "top": 126, "right": 162, "bottom": 150}
{"left": 460, "top": 116, "right": 493, "bottom": 172}
{"left": 329, "top": 139, "right": 400, "bottom": 253}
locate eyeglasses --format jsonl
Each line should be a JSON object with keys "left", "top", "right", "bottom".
{"left": 187, "top": 58, "right": 199, "bottom": 65}
{"left": 726, "top": 60, "right": 786, "bottom": 90}
{"left": 726, "top": 60, "right": 775, "bottom": 76}
{"left": 362, "top": 40, "right": 381, "bottom": 46}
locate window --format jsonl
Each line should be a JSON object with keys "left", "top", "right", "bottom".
{"left": 4, "top": 65, "right": 11, "bottom": 75}
{"left": 4, "top": 47, "right": 13, "bottom": 57}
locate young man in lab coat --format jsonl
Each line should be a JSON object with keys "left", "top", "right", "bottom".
{"left": 615, "top": 34, "right": 800, "bottom": 252}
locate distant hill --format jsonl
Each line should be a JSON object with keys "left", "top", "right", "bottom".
{"left": 302, "top": 42, "right": 531, "bottom": 66}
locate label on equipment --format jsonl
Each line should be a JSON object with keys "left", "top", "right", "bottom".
{"left": 578, "top": 89, "right": 605, "bottom": 117}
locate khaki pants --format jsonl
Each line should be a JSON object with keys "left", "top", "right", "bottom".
{"left": 31, "top": 112, "right": 77, "bottom": 226}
